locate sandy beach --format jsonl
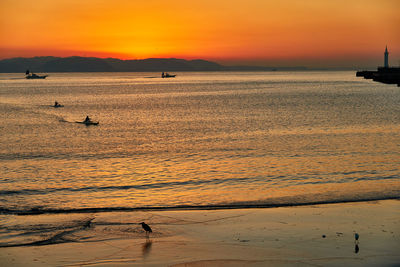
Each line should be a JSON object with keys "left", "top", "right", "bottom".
{"left": 2, "top": 0, "right": 400, "bottom": 265}
{"left": 1, "top": 199, "right": 399, "bottom": 266}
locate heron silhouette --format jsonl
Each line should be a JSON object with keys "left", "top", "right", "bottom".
{"left": 140, "top": 222, "right": 152, "bottom": 237}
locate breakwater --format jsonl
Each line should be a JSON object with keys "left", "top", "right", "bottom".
{"left": 356, "top": 67, "right": 400, "bottom": 86}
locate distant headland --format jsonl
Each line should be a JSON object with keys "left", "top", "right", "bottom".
{"left": 356, "top": 46, "right": 400, "bottom": 87}
{"left": 0, "top": 56, "right": 309, "bottom": 73}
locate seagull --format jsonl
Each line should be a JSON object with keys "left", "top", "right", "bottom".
{"left": 140, "top": 222, "right": 152, "bottom": 236}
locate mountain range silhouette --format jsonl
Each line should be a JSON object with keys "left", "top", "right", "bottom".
{"left": 0, "top": 56, "right": 307, "bottom": 73}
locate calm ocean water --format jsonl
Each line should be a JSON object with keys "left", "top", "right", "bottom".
{"left": 1, "top": 71, "right": 400, "bottom": 214}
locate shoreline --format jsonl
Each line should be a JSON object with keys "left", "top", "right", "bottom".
{"left": 2, "top": 196, "right": 400, "bottom": 216}
{"left": 1, "top": 199, "right": 399, "bottom": 266}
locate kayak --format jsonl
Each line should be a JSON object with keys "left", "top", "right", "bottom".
{"left": 75, "top": 121, "right": 99, "bottom": 126}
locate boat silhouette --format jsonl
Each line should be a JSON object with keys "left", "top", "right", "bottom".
{"left": 161, "top": 72, "right": 176, "bottom": 78}
{"left": 25, "top": 69, "right": 48, "bottom": 79}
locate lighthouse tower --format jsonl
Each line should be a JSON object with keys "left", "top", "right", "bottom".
{"left": 384, "top": 46, "right": 389, "bottom": 68}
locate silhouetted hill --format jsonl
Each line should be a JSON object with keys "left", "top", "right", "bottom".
{"left": 111, "top": 58, "right": 223, "bottom": 71}
{"left": 0, "top": 56, "right": 311, "bottom": 73}
{"left": 0, "top": 57, "right": 57, "bottom": 73}
{"left": 0, "top": 56, "right": 224, "bottom": 73}
{"left": 42, "top": 57, "right": 114, "bottom": 72}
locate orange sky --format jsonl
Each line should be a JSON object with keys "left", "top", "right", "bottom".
{"left": 0, "top": 0, "right": 399, "bottom": 67}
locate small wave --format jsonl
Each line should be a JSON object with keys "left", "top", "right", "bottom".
{"left": 1, "top": 195, "right": 399, "bottom": 216}
{"left": 0, "top": 177, "right": 254, "bottom": 196}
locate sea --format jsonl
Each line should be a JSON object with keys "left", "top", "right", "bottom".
{"left": 1, "top": 71, "right": 399, "bottom": 247}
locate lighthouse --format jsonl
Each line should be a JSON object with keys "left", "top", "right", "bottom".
{"left": 384, "top": 46, "right": 389, "bottom": 68}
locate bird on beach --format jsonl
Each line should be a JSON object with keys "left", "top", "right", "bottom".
{"left": 140, "top": 222, "right": 152, "bottom": 236}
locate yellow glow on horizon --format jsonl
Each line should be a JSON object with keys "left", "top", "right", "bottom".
{"left": 1, "top": 0, "right": 399, "bottom": 66}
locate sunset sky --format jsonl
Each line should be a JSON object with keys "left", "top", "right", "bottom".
{"left": 0, "top": 0, "right": 399, "bottom": 67}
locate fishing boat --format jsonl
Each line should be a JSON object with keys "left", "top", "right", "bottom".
{"left": 25, "top": 70, "right": 48, "bottom": 79}
{"left": 53, "top": 101, "right": 63, "bottom": 108}
{"left": 161, "top": 72, "right": 176, "bottom": 78}
{"left": 76, "top": 121, "right": 99, "bottom": 126}
{"left": 76, "top": 116, "right": 99, "bottom": 126}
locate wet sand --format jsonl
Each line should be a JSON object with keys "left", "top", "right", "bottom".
{"left": 1, "top": 200, "right": 399, "bottom": 266}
